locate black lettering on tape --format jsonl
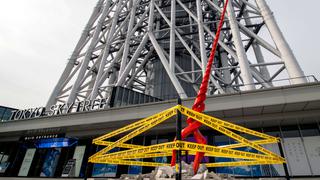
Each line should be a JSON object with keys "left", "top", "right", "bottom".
{"left": 188, "top": 144, "right": 196, "bottom": 150}
{"left": 206, "top": 147, "right": 213, "bottom": 152}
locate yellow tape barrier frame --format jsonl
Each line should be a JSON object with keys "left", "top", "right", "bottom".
{"left": 89, "top": 105, "right": 285, "bottom": 167}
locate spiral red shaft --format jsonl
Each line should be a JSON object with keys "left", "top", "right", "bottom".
{"left": 171, "top": 0, "right": 229, "bottom": 174}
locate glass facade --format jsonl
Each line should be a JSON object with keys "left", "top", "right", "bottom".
{"left": 0, "top": 123, "right": 320, "bottom": 178}
{"left": 0, "top": 106, "right": 17, "bottom": 122}
{"left": 211, "top": 124, "right": 320, "bottom": 177}
{"left": 109, "top": 86, "right": 161, "bottom": 108}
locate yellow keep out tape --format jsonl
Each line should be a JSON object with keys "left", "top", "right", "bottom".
{"left": 89, "top": 105, "right": 286, "bottom": 167}
{"left": 90, "top": 141, "right": 284, "bottom": 163}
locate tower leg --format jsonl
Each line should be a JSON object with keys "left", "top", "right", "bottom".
{"left": 221, "top": 51, "right": 233, "bottom": 93}
{"left": 196, "top": 0, "right": 207, "bottom": 76}
{"left": 227, "top": 0, "right": 255, "bottom": 90}
{"left": 242, "top": 10, "right": 271, "bottom": 81}
{"left": 255, "top": 0, "right": 307, "bottom": 84}
{"left": 46, "top": 0, "right": 105, "bottom": 107}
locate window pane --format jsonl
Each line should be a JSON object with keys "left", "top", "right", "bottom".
{"left": 3, "top": 109, "right": 14, "bottom": 120}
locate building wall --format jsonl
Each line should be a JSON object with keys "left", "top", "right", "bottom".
{"left": 1, "top": 83, "right": 319, "bottom": 178}
{"left": 0, "top": 123, "right": 320, "bottom": 178}
{"left": 214, "top": 124, "right": 320, "bottom": 177}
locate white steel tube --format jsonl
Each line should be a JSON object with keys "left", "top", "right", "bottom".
{"left": 149, "top": 32, "right": 187, "bottom": 99}
{"left": 252, "top": 41, "right": 271, "bottom": 80}
{"left": 119, "top": 0, "right": 140, "bottom": 75}
{"left": 227, "top": 0, "right": 255, "bottom": 90}
{"left": 255, "top": 0, "right": 307, "bottom": 84}
{"left": 116, "top": 34, "right": 149, "bottom": 86}
{"left": 242, "top": 10, "right": 271, "bottom": 80}
{"left": 148, "top": 0, "right": 155, "bottom": 31}
{"left": 67, "top": 0, "right": 114, "bottom": 104}
{"left": 127, "top": 48, "right": 154, "bottom": 87}
{"left": 221, "top": 52, "right": 233, "bottom": 93}
{"left": 196, "top": 0, "right": 207, "bottom": 76}
{"left": 90, "top": 0, "right": 124, "bottom": 100}
{"left": 170, "top": 0, "right": 176, "bottom": 72}
{"left": 46, "top": 0, "right": 105, "bottom": 107}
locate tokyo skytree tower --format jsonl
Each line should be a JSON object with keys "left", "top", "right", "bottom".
{"left": 47, "top": 0, "right": 307, "bottom": 107}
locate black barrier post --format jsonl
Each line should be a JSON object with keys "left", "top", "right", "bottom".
{"left": 176, "top": 98, "right": 182, "bottom": 180}
{"left": 185, "top": 150, "right": 189, "bottom": 164}
{"left": 277, "top": 137, "right": 290, "bottom": 180}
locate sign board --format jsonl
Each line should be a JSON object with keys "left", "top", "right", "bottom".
{"left": 303, "top": 136, "right": 320, "bottom": 175}
{"left": 0, "top": 162, "right": 10, "bottom": 173}
{"left": 283, "top": 137, "right": 311, "bottom": 176}
{"left": 40, "top": 148, "right": 61, "bottom": 177}
{"left": 35, "top": 138, "right": 78, "bottom": 148}
{"left": 18, "top": 148, "right": 36, "bottom": 176}
{"left": 61, "top": 159, "right": 76, "bottom": 177}
{"left": 92, "top": 148, "right": 119, "bottom": 177}
{"left": 73, "top": 146, "right": 86, "bottom": 177}
{"left": 10, "top": 98, "right": 108, "bottom": 120}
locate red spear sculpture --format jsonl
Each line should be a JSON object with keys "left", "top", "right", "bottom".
{"left": 171, "top": 0, "right": 229, "bottom": 174}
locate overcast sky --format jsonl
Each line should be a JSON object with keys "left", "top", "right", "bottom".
{"left": 0, "top": 0, "right": 319, "bottom": 109}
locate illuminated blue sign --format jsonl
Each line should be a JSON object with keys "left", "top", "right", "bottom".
{"left": 35, "top": 138, "right": 78, "bottom": 148}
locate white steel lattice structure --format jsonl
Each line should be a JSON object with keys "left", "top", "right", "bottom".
{"left": 47, "top": 0, "right": 307, "bottom": 107}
